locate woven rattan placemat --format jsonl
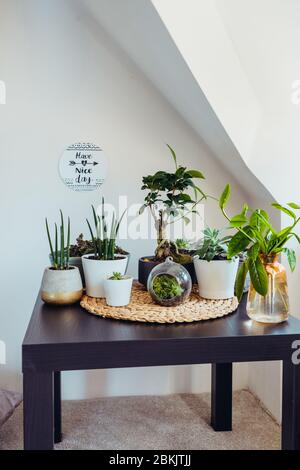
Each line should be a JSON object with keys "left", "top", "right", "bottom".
{"left": 80, "top": 283, "right": 238, "bottom": 324}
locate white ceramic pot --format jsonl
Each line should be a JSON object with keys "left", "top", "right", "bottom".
{"left": 104, "top": 276, "right": 133, "bottom": 307}
{"left": 193, "top": 256, "right": 239, "bottom": 300}
{"left": 41, "top": 266, "right": 83, "bottom": 305}
{"left": 82, "top": 255, "right": 128, "bottom": 298}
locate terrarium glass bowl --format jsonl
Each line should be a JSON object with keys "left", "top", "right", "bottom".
{"left": 147, "top": 257, "right": 192, "bottom": 306}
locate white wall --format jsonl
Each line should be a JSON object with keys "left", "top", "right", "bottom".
{"left": 0, "top": 0, "right": 249, "bottom": 399}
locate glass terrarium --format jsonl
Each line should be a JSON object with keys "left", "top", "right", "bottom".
{"left": 147, "top": 257, "right": 192, "bottom": 306}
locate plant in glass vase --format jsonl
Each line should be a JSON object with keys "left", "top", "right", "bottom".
{"left": 219, "top": 184, "right": 300, "bottom": 323}
{"left": 138, "top": 145, "right": 208, "bottom": 286}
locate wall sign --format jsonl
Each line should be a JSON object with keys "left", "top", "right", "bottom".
{"left": 59, "top": 143, "right": 107, "bottom": 192}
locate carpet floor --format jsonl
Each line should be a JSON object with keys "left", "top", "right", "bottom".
{"left": 0, "top": 390, "right": 280, "bottom": 450}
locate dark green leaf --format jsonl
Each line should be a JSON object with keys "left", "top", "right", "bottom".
{"left": 248, "top": 243, "right": 260, "bottom": 260}
{"left": 235, "top": 261, "right": 248, "bottom": 302}
{"left": 219, "top": 184, "right": 231, "bottom": 210}
{"left": 227, "top": 227, "right": 252, "bottom": 258}
{"left": 248, "top": 256, "right": 268, "bottom": 296}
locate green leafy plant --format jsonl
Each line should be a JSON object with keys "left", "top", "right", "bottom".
{"left": 46, "top": 211, "right": 70, "bottom": 270}
{"left": 86, "top": 198, "right": 126, "bottom": 260}
{"left": 196, "top": 227, "right": 231, "bottom": 261}
{"left": 219, "top": 184, "right": 300, "bottom": 300}
{"left": 152, "top": 274, "right": 183, "bottom": 300}
{"left": 109, "top": 272, "right": 123, "bottom": 280}
{"left": 140, "top": 145, "right": 208, "bottom": 263}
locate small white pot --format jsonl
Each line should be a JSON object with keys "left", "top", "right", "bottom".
{"left": 104, "top": 276, "right": 133, "bottom": 307}
{"left": 41, "top": 266, "right": 83, "bottom": 305}
{"left": 82, "top": 255, "right": 128, "bottom": 298}
{"left": 193, "top": 256, "right": 239, "bottom": 299}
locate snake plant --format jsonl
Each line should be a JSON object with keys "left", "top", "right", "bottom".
{"left": 86, "top": 198, "right": 126, "bottom": 260}
{"left": 46, "top": 210, "right": 71, "bottom": 270}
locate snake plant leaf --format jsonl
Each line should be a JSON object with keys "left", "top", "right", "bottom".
{"left": 66, "top": 217, "right": 70, "bottom": 268}
{"left": 55, "top": 223, "right": 58, "bottom": 267}
{"left": 283, "top": 247, "right": 296, "bottom": 272}
{"left": 46, "top": 218, "right": 55, "bottom": 265}
{"left": 227, "top": 226, "right": 252, "bottom": 258}
{"left": 248, "top": 256, "right": 268, "bottom": 297}
{"left": 219, "top": 184, "right": 231, "bottom": 210}
{"left": 235, "top": 261, "right": 248, "bottom": 302}
{"left": 272, "top": 203, "right": 297, "bottom": 220}
{"left": 60, "top": 210, "right": 65, "bottom": 268}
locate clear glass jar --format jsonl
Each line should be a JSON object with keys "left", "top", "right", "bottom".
{"left": 147, "top": 257, "right": 192, "bottom": 306}
{"left": 247, "top": 254, "right": 289, "bottom": 323}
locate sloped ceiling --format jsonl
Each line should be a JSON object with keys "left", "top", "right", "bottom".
{"left": 81, "top": 0, "right": 274, "bottom": 204}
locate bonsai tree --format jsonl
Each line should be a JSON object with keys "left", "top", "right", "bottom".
{"left": 219, "top": 184, "right": 300, "bottom": 300}
{"left": 46, "top": 211, "right": 71, "bottom": 270}
{"left": 140, "top": 145, "right": 208, "bottom": 263}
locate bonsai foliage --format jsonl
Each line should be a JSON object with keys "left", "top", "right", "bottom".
{"left": 86, "top": 198, "right": 126, "bottom": 260}
{"left": 219, "top": 184, "right": 300, "bottom": 300}
{"left": 140, "top": 145, "right": 207, "bottom": 262}
{"left": 196, "top": 227, "right": 231, "bottom": 261}
{"left": 152, "top": 274, "right": 183, "bottom": 300}
{"left": 46, "top": 211, "right": 71, "bottom": 270}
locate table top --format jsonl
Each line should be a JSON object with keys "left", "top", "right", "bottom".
{"left": 23, "top": 291, "right": 300, "bottom": 348}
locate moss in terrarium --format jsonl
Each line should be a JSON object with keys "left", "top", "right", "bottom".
{"left": 152, "top": 274, "right": 183, "bottom": 300}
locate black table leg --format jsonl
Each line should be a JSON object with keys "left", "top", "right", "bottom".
{"left": 282, "top": 359, "right": 300, "bottom": 450}
{"left": 54, "top": 371, "right": 62, "bottom": 444}
{"left": 23, "top": 371, "right": 54, "bottom": 450}
{"left": 211, "top": 363, "right": 232, "bottom": 431}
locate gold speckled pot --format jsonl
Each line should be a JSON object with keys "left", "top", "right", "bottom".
{"left": 41, "top": 266, "right": 83, "bottom": 305}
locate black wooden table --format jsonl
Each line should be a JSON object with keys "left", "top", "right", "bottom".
{"left": 22, "top": 293, "right": 300, "bottom": 450}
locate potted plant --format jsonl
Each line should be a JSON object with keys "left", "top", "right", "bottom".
{"left": 193, "top": 227, "right": 239, "bottom": 299}
{"left": 219, "top": 183, "right": 300, "bottom": 323}
{"left": 82, "top": 198, "right": 128, "bottom": 298}
{"left": 104, "top": 272, "right": 133, "bottom": 307}
{"left": 50, "top": 235, "right": 130, "bottom": 287}
{"left": 139, "top": 145, "right": 208, "bottom": 287}
{"left": 42, "top": 211, "right": 83, "bottom": 305}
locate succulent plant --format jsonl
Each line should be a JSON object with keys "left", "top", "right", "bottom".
{"left": 196, "top": 227, "right": 231, "bottom": 261}
{"left": 152, "top": 274, "right": 183, "bottom": 300}
{"left": 109, "top": 272, "right": 123, "bottom": 280}
{"left": 46, "top": 211, "right": 70, "bottom": 270}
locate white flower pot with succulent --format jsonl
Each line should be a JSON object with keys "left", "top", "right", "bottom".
{"left": 193, "top": 227, "right": 239, "bottom": 300}
{"left": 104, "top": 272, "right": 133, "bottom": 307}
{"left": 82, "top": 199, "right": 129, "bottom": 298}
{"left": 43, "top": 211, "right": 83, "bottom": 305}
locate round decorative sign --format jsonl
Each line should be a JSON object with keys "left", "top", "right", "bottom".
{"left": 59, "top": 143, "right": 107, "bottom": 191}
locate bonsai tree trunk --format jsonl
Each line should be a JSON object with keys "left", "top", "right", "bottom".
{"left": 154, "top": 210, "right": 192, "bottom": 264}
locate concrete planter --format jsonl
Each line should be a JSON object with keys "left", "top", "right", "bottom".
{"left": 41, "top": 266, "right": 83, "bottom": 305}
